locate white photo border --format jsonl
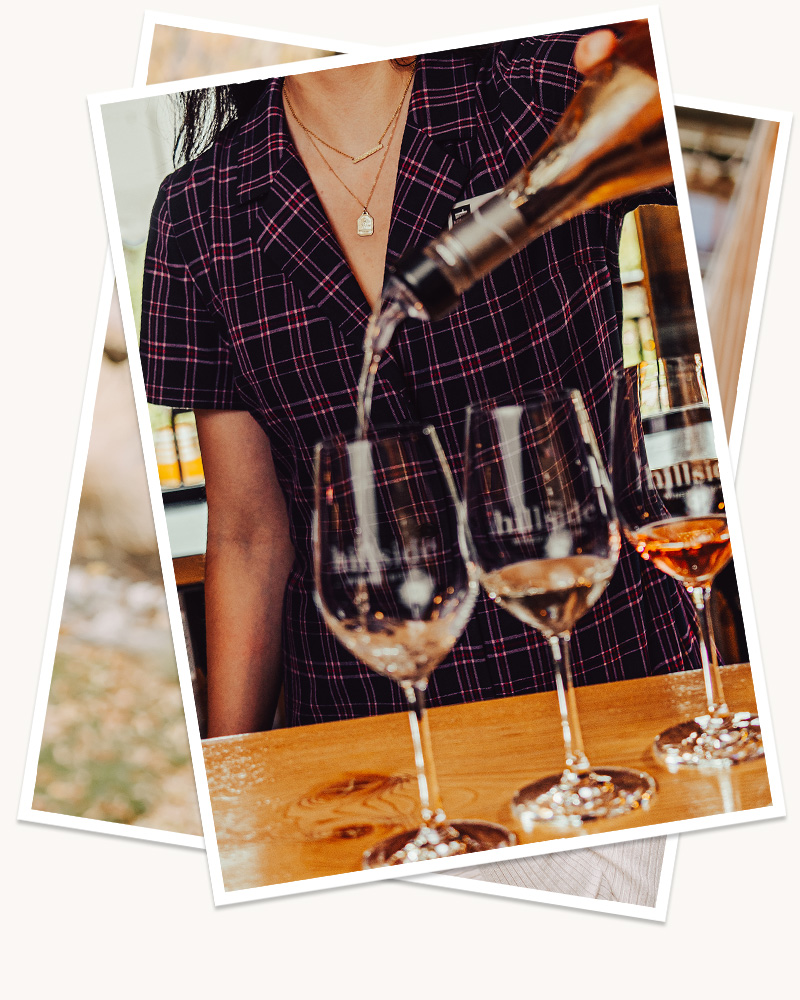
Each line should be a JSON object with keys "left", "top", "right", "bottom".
{"left": 25, "top": 6, "right": 785, "bottom": 904}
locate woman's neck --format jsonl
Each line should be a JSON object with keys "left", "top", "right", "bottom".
{"left": 283, "top": 62, "right": 413, "bottom": 153}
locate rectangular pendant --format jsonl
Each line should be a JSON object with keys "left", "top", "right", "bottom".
{"left": 357, "top": 211, "right": 374, "bottom": 237}
{"left": 352, "top": 144, "right": 383, "bottom": 163}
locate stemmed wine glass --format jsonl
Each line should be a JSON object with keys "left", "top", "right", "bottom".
{"left": 314, "top": 425, "right": 516, "bottom": 866}
{"left": 611, "top": 357, "right": 762, "bottom": 767}
{"left": 464, "top": 392, "right": 656, "bottom": 828}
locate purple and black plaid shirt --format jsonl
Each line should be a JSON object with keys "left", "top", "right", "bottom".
{"left": 141, "top": 34, "right": 700, "bottom": 726}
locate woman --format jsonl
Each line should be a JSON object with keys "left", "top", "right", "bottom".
{"left": 141, "top": 29, "right": 699, "bottom": 736}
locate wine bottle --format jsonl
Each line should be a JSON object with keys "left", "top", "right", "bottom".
{"left": 390, "top": 22, "right": 671, "bottom": 322}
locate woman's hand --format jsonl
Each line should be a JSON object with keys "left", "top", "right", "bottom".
{"left": 574, "top": 29, "right": 617, "bottom": 75}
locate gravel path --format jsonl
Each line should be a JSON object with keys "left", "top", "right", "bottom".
{"left": 33, "top": 563, "right": 203, "bottom": 837}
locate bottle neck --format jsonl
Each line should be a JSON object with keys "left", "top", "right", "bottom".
{"left": 389, "top": 37, "right": 671, "bottom": 323}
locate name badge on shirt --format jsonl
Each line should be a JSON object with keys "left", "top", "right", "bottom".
{"left": 448, "top": 191, "right": 502, "bottom": 228}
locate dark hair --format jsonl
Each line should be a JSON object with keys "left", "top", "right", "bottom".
{"left": 172, "top": 58, "right": 418, "bottom": 166}
{"left": 172, "top": 81, "right": 268, "bottom": 165}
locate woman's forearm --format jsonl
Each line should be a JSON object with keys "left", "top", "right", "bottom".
{"left": 204, "top": 532, "right": 295, "bottom": 738}
{"left": 193, "top": 408, "right": 296, "bottom": 738}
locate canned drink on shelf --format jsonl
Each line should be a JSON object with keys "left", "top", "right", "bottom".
{"left": 149, "top": 404, "right": 182, "bottom": 489}
{"left": 153, "top": 428, "right": 182, "bottom": 488}
{"left": 174, "top": 411, "right": 205, "bottom": 486}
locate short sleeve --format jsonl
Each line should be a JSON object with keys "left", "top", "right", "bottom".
{"left": 140, "top": 179, "right": 246, "bottom": 411}
{"left": 489, "top": 31, "right": 590, "bottom": 127}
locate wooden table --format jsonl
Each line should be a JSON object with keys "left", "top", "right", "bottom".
{"left": 203, "top": 665, "right": 770, "bottom": 892}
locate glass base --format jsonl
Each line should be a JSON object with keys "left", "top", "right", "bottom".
{"left": 511, "top": 767, "right": 657, "bottom": 830}
{"left": 653, "top": 712, "right": 763, "bottom": 768}
{"left": 362, "top": 820, "right": 516, "bottom": 868}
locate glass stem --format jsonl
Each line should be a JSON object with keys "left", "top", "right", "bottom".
{"left": 549, "top": 633, "right": 591, "bottom": 775}
{"left": 688, "top": 585, "right": 728, "bottom": 717}
{"left": 404, "top": 684, "right": 445, "bottom": 828}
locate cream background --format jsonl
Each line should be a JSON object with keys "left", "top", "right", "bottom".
{"left": 3, "top": 1, "right": 795, "bottom": 995}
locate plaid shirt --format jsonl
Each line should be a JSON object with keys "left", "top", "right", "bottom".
{"left": 141, "top": 34, "right": 700, "bottom": 726}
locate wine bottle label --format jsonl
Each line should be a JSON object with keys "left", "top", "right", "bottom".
{"left": 644, "top": 422, "right": 716, "bottom": 470}
{"left": 448, "top": 191, "right": 499, "bottom": 228}
{"left": 644, "top": 422, "right": 720, "bottom": 514}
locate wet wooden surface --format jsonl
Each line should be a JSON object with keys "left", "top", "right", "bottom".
{"left": 202, "top": 664, "right": 770, "bottom": 892}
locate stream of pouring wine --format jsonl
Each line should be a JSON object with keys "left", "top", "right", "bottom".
{"left": 351, "top": 289, "right": 410, "bottom": 629}
{"left": 356, "top": 292, "right": 408, "bottom": 438}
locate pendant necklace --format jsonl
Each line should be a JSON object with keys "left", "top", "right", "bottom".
{"left": 284, "top": 65, "right": 415, "bottom": 237}
{"left": 297, "top": 102, "right": 401, "bottom": 238}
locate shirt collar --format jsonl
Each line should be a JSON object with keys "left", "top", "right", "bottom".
{"left": 233, "top": 51, "right": 479, "bottom": 204}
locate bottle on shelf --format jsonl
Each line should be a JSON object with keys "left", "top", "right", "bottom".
{"left": 150, "top": 405, "right": 182, "bottom": 489}
{"left": 173, "top": 411, "right": 205, "bottom": 487}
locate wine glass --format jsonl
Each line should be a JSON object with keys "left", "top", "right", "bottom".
{"left": 314, "top": 425, "right": 516, "bottom": 866}
{"left": 610, "top": 357, "right": 762, "bottom": 767}
{"left": 464, "top": 392, "right": 656, "bottom": 828}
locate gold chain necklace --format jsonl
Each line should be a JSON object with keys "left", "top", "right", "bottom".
{"left": 283, "top": 63, "right": 415, "bottom": 163}
{"left": 303, "top": 102, "right": 403, "bottom": 237}
{"left": 284, "top": 66, "right": 415, "bottom": 237}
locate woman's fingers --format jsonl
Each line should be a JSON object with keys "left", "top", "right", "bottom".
{"left": 574, "top": 30, "right": 617, "bottom": 75}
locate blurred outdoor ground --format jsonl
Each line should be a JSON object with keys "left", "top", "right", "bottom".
{"left": 34, "top": 567, "right": 201, "bottom": 835}
{"left": 32, "top": 290, "right": 202, "bottom": 836}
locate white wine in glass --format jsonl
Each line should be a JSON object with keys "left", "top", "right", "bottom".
{"left": 465, "top": 392, "right": 656, "bottom": 828}
{"left": 314, "top": 425, "right": 516, "bottom": 866}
